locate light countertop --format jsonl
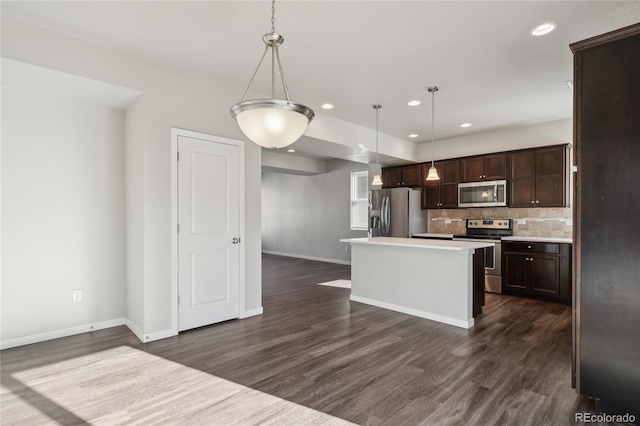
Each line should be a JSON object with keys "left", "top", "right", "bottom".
{"left": 340, "top": 237, "right": 494, "bottom": 252}
{"left": 502, "top": 236, "right": 573, "bottom": 244}
{"left": 412, "top": 233, "right": 454, "bottom": 239}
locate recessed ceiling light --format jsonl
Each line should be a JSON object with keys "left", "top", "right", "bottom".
{"left": 287, "top": 149, "right": 295, "bottom": 152}
{"left": 460, "top": 123, "right": 472, "bottom": 128}
{"left": 321, "top": 103, "right": 334, "bottom": 109}
{"left": 531, "top": 22, "right": 556, "bottom": 36}
{"left": 408, "top": 100, "right": 421, "bottom": 106}
{"left": 409, "top": 134, "right": 419, "bottom": 138}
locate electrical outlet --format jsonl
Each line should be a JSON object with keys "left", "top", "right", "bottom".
{"left": 345, "top": 245, "right": 349, "bottom": 252}
{"left": 517, "top": 219, "right": 526, "bottom": 225}
{"left": 72, "top": 289, "right": 82, "bottom": 302}
{"left": 445, "top": 219, "right": 452, "bottom": 224}
{"left": 274, "top": 239, "right": 278, "bottom": 246}
{"left": 565, "top": 219, "right": 573, "bottom": 226}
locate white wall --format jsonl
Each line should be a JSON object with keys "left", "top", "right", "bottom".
{"left": 419, "top": 118, "right": 572, "bottom": 162}
{"left": 262, "top": 159, "right": 367, "bottom": 264}
{"left": 1, "top": 85, "right": 126, "bottom": 341}
{"left": 1, "top": 16, "right": 262, "bottom": 344}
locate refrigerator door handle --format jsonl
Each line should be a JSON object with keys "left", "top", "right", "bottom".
{"left": 381, "top": 196, "right": 390, "bottom": 236}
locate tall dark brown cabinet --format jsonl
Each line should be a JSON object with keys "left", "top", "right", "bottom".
{"left": 571, "top": 23, "right": 640, "bottom": 419}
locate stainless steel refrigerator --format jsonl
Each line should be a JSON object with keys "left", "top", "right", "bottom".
{"left": 368, "top": 187, "right": 428, "bottom": 238}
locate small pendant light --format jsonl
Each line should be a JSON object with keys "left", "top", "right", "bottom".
{"left": 371, "top": 104, "right": 383, "bottom": 186}
{"left": 426, "top": 86, "right": 440, "bottom": 181}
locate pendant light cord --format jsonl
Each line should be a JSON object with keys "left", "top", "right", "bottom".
{"left": 431, "top": 89, "right": 435, "bottom": 167}
{"left": 373, "top": 104, "right": 382, "bottom": 171}
{"left": 376, "top": 106, "right": 380, "bottom": 168}
{"left": 428, "top": 86, "right": 439, "bottom": 167}
{"left": 271, "top": 0, "right": 276, "bottom": 33}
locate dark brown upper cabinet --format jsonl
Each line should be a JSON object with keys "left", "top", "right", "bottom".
{"left": 381, "top": 167, "right": 401, "bottom": 188}
{"left": 460, "top": 153, "right": 506, "bottom": 182}
{"left": 421, "top": 160, "right": 459, "bottom": 209}
{"left": 508, "top": 145, "right": 567, "bottom": 208}
{"left": 401, "top": 164, "right": 422, "bottom": 187}
{"left": 382, "top": 164, "right": 421, "bottom": 188}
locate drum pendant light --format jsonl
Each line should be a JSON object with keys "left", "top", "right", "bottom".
{"left": 426, "top": 86, "right": 440, "bottom": 181}
{"left": 371, "top": 104, "right": 383, "bottom": 186}
{"left": 230, "top": 0, "right": 314, "bottom": 149}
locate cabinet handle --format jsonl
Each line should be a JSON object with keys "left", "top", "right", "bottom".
{"left": 531, "top": 200, "right": 535, "bottom": 204}
{"left": 536, "top": 200, "right": 540, "bottom": 204}
{"left": 528, "top": 245, "right": 532, "bottom": 248}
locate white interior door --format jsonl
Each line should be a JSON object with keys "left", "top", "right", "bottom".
{"left": 178, "top": 135, "right": 240, "bottom": 331}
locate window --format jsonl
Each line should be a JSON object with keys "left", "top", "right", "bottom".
{"left": 350, "top": 170, "right": 369, "bottom": 230}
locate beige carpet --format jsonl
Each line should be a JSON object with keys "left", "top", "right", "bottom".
{"left": 1, "top": 346, "right": 354, "bottom": 425}
{"left": 317, "top": 280, "right": 351, "bottom": 289}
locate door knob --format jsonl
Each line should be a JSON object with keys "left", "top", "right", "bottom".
{"left": 232, "top": 237, "right": 240, "bottom": 244}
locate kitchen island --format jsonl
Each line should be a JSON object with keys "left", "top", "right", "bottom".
{"left": 340, "top": 237, "right": 494, "bottom": 329}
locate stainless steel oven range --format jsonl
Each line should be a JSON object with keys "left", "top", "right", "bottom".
{"left": 453, "top": 219, "right": 513, "bottom": 294}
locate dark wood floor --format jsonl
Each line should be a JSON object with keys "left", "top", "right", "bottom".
{"left": 2, "top": 254, "right": 606, "bottom": 425}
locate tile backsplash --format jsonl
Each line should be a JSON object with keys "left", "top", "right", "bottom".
{"left": 429, "top": 207, "right": 573, "bottom": 238}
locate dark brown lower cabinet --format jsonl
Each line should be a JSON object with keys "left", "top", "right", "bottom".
{"left": 502, "top": 241, "right": 571, "bottom": 304}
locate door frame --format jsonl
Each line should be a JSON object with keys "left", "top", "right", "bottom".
{"left": 170, "top": 127, "right": 246, "bottom": 333}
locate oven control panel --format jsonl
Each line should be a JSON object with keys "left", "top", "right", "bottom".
{"left": 466, "top": 219, "right": 512, "bottom": 230}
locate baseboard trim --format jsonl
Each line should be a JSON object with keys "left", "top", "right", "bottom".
{"left": 349, "top": 295, "right": 474, "bottom": 329}
{"left": 125, "top": 320, "right": 177, "bottom": 344}
{"left": 0, "top": 318, "right": 127, "bottom": 350}
{"left": 239, "top": 307, "right": 264, "bottom": 319}
{"left": 144, "top": 328, "right": 178, "bottom": 343}
{"left": 125, "top": 319, "right": 144, "bottom": 342}
{"left": 262, "top": 250, "right": 351, "bottom": 266}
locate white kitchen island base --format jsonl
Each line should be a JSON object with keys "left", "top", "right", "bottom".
{"left": 340, "top": 237, "right": 493, "bottom": 329}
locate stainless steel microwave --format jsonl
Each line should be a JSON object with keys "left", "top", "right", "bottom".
{"left": 458, "top": 180, "right": 507, "bottom": 207}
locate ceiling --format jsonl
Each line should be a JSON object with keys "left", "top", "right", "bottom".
{"left": 2, "top": 1, "right": 639, "bottom": 148}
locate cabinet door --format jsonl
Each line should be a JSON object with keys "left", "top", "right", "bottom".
{"left": 483, "top": 153, "right": 507, "bottom": 180}
{"left": 535, "top": 146, "right": 566, "bottom": 207}
{"left": 440, "top": 160, "right": 459, "bottom": 185}
{"left": 529, "top": 254, "right": 561, "bottom": 296}
{"left": 381, "top": 167, "right": 401, "bottom": 188}
{"left": 401, "top": 164, "right": 422, "bottom": 187}
{"left": 441, "top": 184, "right": 459, "bottom": 208}
{"left": 460, "top": 156, "right": 484, "bottom": 182}
{"left": 440, "top": 160, "right": 459, "bottom": 208}
{"left": 503, "top": 253, "right": 528, "bottom": 293}
{"left": 421, "top": 163, "right": 432, "bottom": 187}
{"left": 508, "top": 150, "right": 536, "bottom": 207}
{"left": 422, "top": 182, "right": 441, "bottom": 209}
